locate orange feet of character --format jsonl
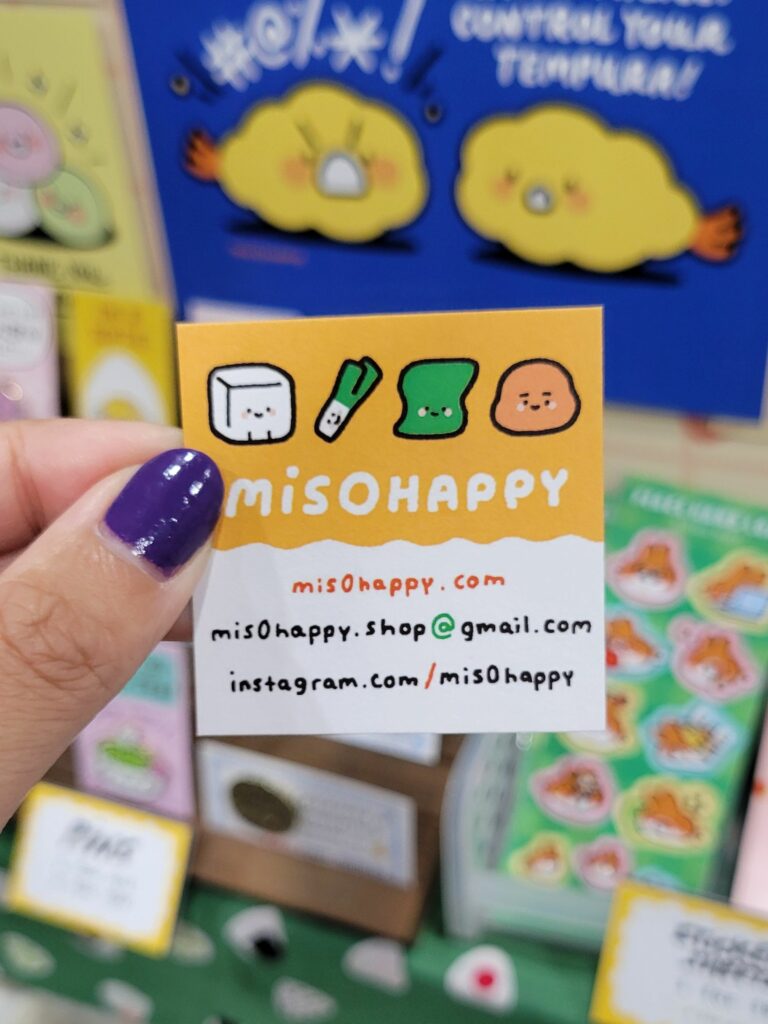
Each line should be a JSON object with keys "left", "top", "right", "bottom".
{"left": 184, "top": 130, "right": 220, "bottom": 182}
{"left": 691, "top": 205, "right": 743, "bottom": 262}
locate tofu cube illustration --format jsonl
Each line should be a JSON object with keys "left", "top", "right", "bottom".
{"left": 208, "top": 363, "right": 295, "bottom": 444}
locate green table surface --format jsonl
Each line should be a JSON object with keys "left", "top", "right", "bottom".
{"left": 0, "top": 830, "right": 598, "bottom": 1023}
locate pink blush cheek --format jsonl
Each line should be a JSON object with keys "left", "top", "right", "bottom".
{"left": 493, "top": 177, "right": 516, "bottom": 200}
{"left": 368, "top": 157, "right": 398, "bottom": 187}
{"left": 281, "top": 156, "right": 312, "bottom": 187}
{"left": 566, "top": 189, "right": 591, "bottom": 213}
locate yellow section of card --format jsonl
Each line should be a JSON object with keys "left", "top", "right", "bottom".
{"left": 64, "top": 291, "right": 176, "bottom": 423}
{"left": 591, "top": 880, "right": 768, "bottom": 1023}
{"left": 0, "top": 5, "right": 158, "bottom": 298}
{"left": 7, "top": 784, "right": 192, "bottom": 958}
{"left": 179, "top": 307, "right": 603, "bottom": 550}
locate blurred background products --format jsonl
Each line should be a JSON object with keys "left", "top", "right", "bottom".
{"left": 443, "top": 479, "right": 768, "bottom": 947}
{"left": 1, "top": 1, "right": 768, "bottom": 1022}
{"left": 0, "top": 281, "right": 58, "bottom": 420}
{"left": 125, "top": 0, "right": 768, "bottom": 418}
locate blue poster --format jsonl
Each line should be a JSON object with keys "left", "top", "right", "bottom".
{"left": 125, "top": 0, "right": 768, "bottom": 417}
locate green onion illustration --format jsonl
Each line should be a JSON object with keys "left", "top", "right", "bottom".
{"left": 315, "top": 356, "right": 382, "bottom": 442}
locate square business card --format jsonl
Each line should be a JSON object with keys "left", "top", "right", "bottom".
{"left": 179, "top": 308, "right": 604, "bottom": 736}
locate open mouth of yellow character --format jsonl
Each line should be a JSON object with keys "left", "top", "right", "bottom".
{"left": 315, "top": 150, "right": 368, "bottom": 199}
{"left": 524, "top": 184, "right": 556, "bottom": 215}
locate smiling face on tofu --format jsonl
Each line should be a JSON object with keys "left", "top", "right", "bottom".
{"left": 218, "top": 82, "right": 428, "bottom": 243}
{"left": 456, "top": 104, "right": 700, "bottom": 272}
{"left": 492, "top": 359, "right": 580, "bottom": 435}
{"left": 208, "top": 363, "right": 295, "bottom": 444}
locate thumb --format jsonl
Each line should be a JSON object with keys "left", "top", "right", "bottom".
{"left": 0, "top": 448, "right": 223, "bottom": 825}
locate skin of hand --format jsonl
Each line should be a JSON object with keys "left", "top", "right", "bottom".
{"left": 0, "top": 419, "right": 223, "bottom": 827}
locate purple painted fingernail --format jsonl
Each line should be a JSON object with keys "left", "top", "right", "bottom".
{"left": 103, "top": 449, "right": 223, "bottom": 578}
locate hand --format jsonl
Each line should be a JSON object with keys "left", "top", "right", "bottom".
{"left": 0, "top": 419, "right": 223, "bottom": 827}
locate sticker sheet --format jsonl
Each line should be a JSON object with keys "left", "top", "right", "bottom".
{"left": 179, "top": 307, "right": 604, "bottom": 736}
{"left": 499, "top": 479, "right": 768, "bottom": 920}
{"left": 126, "top": 0, "right": 768, "bottom": 417}
{"left": 0, "top": 5, "right": 159, "bottom": 298}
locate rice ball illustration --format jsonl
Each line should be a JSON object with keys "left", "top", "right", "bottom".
{"left": 185, "top": 82, "right": 428, "bottom": 243}
{"left": 36, "top": 169, "right": 112, "bottom": 249}
{"left": 456, "top": 104, "right": 742, "bottom": 273}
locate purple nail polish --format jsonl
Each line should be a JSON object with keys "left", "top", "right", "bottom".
{"left": 104, "top": 449, "right": 224, "bottom": 578}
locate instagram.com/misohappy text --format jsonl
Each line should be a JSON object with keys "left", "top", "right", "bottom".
{"left": 225, "top": 663, "right": 577, "bottom": 697}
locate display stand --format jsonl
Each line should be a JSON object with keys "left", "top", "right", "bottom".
{"left": 48, "top": 735, "right": 462, "bottom": 943}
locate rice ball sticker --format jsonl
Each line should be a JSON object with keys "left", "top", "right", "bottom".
{"left": 394, "top": 358, "right": 478, "bottom": 439}
{"left": 492, "top": 359, "right": 580, "bottom": 436}
{"left": 444, "top": 945, "right": 517, "bottom": 1013}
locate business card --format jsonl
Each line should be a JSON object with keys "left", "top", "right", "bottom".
{"left": 179, "top": 308, "right": 604, "bottom": 735}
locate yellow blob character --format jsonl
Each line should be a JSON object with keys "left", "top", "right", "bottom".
{"left": 456, "top": 104, "right": 742, "bottom": 273}
{"left": 186, "top": 82, "right": 428, "bottom": 243}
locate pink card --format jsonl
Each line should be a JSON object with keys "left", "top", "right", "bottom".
{"left": 732, "top": 710, "right": 768, "bottom": 916}
{"left": 74, "top": 643, "right": 195, "bottom": 820}
{"left": 0, "top": 281, "right": 59, "bottom": 420}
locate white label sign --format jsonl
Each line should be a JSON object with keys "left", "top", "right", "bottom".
{"left": 592, "top": 881, "right": 768, "bottom": 1024}
{"left": 7, "top": 784, "right": 192, "bottom": 957}
{"left": 199, "top": 741, "right": 416, "bottom": 887}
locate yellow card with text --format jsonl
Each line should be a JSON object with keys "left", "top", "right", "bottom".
{"left": 64, "top": 291, "right": 176, "bottom": 424}
{"left": 592, "top": 880, "right": 768, "bottom": 1024}
{"left": 179, "top": 308, "right": 604, "bottom": 736}
{"left": 7, "top": 784, "right": 191, "bottom": 958}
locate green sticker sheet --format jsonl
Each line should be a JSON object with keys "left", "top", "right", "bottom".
{"left": 501, "top": 478, "right": 768, "bottom": 911}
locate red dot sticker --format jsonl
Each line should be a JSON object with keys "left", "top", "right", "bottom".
{"left": 475, "top": 969, "right": 495, "bottom": 989}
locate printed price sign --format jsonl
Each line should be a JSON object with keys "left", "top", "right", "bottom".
{"left": 592, "top": 881, "right": 768, "bottom": 1024}
{"left": 179, "top": 308, "right": 604, "bottom": 736}
{"left": 7, "top": 784, "right": 192, "bottom": 957}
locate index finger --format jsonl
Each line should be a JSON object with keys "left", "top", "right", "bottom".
{"left": 0, "top": 419, "right": 182, "bottom": 556}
